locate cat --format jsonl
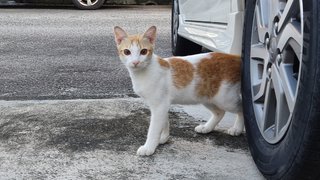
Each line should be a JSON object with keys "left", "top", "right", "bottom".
{"left": 113, "top": 26, "right": 244, "bottom": 156}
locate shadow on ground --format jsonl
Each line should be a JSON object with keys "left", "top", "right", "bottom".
{"left": 0, "top": 104, "right": 248, "bottom": 154}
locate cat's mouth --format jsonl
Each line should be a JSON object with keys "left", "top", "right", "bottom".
{"left": 130, "top": 64, "right": 141, "bottom": 69}
{"left": 129, "top": 62, "right": 147, "bottom": 70}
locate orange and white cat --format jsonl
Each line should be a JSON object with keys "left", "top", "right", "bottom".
{"left": 113, "top": 26, "right": 244, "bottom": 156}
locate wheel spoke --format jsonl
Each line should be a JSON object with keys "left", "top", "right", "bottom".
{"left": 261, "top": 80, "right": 275, "bottom": 132}
{"left": 256, "top": 0, "right": 269, "bottom": 27}
{"left": 251, "top": 43, "right": 269, "bottom": 60}
{"left": 87, "top": 0, "right": 93, "bottom": 6}
{"left": 271, "top": 65, "right": 285, "bottom": 108}
{"left": 254, "top": 1, "right": 269, "bottom": 43}
{"left": 271, "top": 65, "right": 291, "bottom": 136}
{"left": 277, "top": 0, "right": 300, "bottom": 33}
{"left": 277, "top": 21, "right": 302, "bottom": 54}
{"left": 251, "top": 63, "right": 269, "bottom": 102}
{"left": 278, "top": 63, "right": 296, "bottom": 112}
{"left": 250, "top": 43, "right": 270, "bottom": 102}
{"left": 267, "top": 0, "right": 281, "bottom": 33}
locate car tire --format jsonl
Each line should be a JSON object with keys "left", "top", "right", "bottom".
{"left": 171, "top": 0, "right": 202, "bottom": 56}
{"left": 72, "top": 0, "right": 105, "bottom": 10}
{"left": 242, "top": 0, "right": 320, "bottom": 179}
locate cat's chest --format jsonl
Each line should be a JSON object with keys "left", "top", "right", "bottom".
{"left": 132, "top": 79, "right": 155, "bottom": 98}
{"left": 131, "top": 74, "right": 167, "bottom": 99}
{"left": 133, "top": 84, "right": 147, "bottom": 98}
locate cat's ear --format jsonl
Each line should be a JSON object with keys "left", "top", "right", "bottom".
{"left": 114, "top": 26, "right": 128, "bottom": 45}
{"left": 143, "top": 26, "right": 157, "bottom": 44}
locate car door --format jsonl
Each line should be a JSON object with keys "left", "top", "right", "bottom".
{"left": 180, "top": 0, "right": 230, "bottom": 24}
{"left": 177, "top": 0, "right": 244, "bottom": 54}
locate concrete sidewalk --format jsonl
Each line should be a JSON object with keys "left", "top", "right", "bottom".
{"left": 0, "top": 98, "right": 263, "bottom": 179}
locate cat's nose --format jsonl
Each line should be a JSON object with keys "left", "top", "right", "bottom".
{"left": 132, "top": 61, "right": 140, "bottom": 67}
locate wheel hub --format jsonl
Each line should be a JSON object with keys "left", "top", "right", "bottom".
{"left": 267, "top": 22, "right": 280, "bottom": 63}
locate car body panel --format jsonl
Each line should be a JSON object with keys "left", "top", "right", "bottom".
{"left": 180, "top": 0, "right": 230, "bottom": 23}
{"left": 177, "top": 0, "right": 245, "bottom": 55}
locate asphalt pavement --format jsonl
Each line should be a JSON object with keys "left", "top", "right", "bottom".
{"left": 0, "top": 5, "right": 264, "bottom": 179}
{"left": 0, "top": 5, "right": 171, "bottom": 100}
{"left": 0, "top": 98, "right": 263, "bottom": 179}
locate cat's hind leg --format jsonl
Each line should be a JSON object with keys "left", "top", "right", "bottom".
{"left": 227, "top": 111, "right": 244, "bottom": 136}
{"left": 195, "top": 105, "right": 225, "bottom": 134}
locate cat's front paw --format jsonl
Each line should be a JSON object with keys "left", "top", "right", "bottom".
{"left": 137, "top": 145, "right": 156, "bottom": 156}
{"left": 227, "top": 127, "right": 243, "bottom": 136}
{"left": 195, "top": 124, "right": 213, "bottom": 134}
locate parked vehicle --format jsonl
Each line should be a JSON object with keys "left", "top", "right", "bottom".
{"left": 172, "top": 0, "right": 320, "bottom": 179}
{"left": 1, "top": 0, "right": 170, "bottom": 10}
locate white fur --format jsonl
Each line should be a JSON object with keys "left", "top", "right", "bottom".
{"left": 164, "top": 53, "right": 211, "bottom": 64}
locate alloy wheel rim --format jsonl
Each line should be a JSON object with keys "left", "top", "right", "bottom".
{"left": 78, "top": 0, "right": 98, "bottom": 6}
{"left": 250, "top": 0, "right": 303, "bottom": 144}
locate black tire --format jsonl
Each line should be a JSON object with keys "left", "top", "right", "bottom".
{"left": 171, "top": 0, "right": 202, "bottom": 56}
{"left": 242, "top": 0, "right": 320, "bottom": 179}
{"left": 72, "top": 0, "right": 105, "bottom": 10}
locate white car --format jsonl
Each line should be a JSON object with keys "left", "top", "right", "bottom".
{"left": 172, "top": 0, "right": 320, "bottom": 179}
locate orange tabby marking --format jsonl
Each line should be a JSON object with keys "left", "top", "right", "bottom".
{"left": 158, "top": 57, "right": 170, "bottom": 68}
{"left": 196, "top": 52, "right": 241, "bottom": 98}
{"left": 169, "top": 58, "right": 194, "bottom": 89}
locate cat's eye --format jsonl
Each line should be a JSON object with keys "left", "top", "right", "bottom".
{"left": 123, "top": 49, "right": 131, "bottom": 56}
{"left": 140, "top": 49, "right": 148, "bottom": 55}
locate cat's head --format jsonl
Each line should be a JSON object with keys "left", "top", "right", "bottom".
{"left": 113, "top": 26, "right": 157, "bottom": 70}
